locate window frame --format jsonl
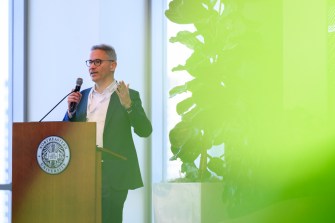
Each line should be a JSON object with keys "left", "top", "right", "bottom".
{"left": 0, "top": 0, "right": 27, "bottom": 222}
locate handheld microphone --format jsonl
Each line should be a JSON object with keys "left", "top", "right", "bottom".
{"left": 69, "top": 78, "right": 83, "bottom": 113}
{"left": 39, "top": 78, "right": 83, "bottom": 122}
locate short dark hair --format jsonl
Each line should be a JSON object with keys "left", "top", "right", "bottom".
{"left": 91, "top": 44, "right": 117, "bottom": 61}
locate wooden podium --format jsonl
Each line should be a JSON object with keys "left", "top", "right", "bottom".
{"left": 12, "top": 122, "right": 101, "bottom": 223}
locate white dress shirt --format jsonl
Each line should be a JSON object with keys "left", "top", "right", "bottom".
{"left": 86, "top": 80, "right": 118, "bottom": 147}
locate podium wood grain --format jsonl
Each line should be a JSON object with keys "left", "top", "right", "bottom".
{"left": 12, "top": 122, "right": 101, "bottom": 223}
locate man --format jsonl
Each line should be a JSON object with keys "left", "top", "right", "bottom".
{"left": 63, "top": 44, "right": 152, "bottom": 223}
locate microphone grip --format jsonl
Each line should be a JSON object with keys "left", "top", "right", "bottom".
{"left": 69, "top": 85, "right": 81, "bottom": 113}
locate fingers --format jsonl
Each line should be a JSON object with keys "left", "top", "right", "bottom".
{"left": 117, "top": 81, "right": 129, "bottom": 94}
{"left": 116, "top": 81, "right": 131, "bottom": 108}
{"left": 68, "top": 91, "right": 82, "bottom": 104}
{"left": 117, "top": 81, "right": 129, "bottom": 90}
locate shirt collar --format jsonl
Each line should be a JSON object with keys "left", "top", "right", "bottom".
{"left": 92, "top": 80, "right": 118, "bottom": 95}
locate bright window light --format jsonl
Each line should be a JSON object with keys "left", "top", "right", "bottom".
{"left": 0, "top": 0, "right": 10, "bottom": 185}
{"left": 0, "top": 0, "right": 11, "bottom": 223}
{"left": 0, "top": 191, "right": 10, "bottom": 223}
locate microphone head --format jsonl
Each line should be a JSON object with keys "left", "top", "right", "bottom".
{"left": 76, "top": 78, "right": 83, "bottom": 86}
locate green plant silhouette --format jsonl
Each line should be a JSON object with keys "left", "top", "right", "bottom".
{"left": 165, "top": 0, "right": 276, "bottom": 217}
{"left": 166, "top": 0, "right": 259, "bottom": 182}
{"left": 166, "top": 0, "right": 335, "bottom": 220}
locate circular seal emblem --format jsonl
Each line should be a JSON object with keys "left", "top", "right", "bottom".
{"left": 37, "top": 136, "right": 70, "bottom": 174}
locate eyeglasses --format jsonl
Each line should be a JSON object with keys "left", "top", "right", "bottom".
{"left": 85, "top": 59, "right": 114, "bottom": 67}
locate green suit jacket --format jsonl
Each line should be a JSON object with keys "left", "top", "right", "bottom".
{"left": 63, "top": 87, "right": 152, "bottom": 190}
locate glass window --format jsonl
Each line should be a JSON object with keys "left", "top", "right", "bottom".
{"left": 0, "top": 191, "right": 11, "bottom": 223}
{"left": 0, "top": 0, "right": 11, "bottom": 223}
{"left": 0, "top": 0, "right": 10, "bottom": 185}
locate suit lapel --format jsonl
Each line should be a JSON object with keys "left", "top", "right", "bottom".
{"left": 77, "top": 89, "right": 90, "bottom": 121}
{"left": 104, "top": 92, "right": 119, "bottom": 128}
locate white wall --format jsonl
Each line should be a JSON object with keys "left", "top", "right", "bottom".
{"left": 27, "top": 0, "right": 152, "bottom": 222}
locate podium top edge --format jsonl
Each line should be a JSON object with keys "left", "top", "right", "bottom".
{"left": 13, "top": 121, "right": 95, "bottom": 125}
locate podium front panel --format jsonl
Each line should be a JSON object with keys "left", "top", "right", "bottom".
{"left": 12, "top": 122, "right": 100, "bottom": 223}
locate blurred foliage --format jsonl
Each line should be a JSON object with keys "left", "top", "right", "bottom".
{"left": 165, "top": 0, "right": 265, "bottom": 195}
{"left": 166, "top": 0, "right": 258, "bottom": 182}
{"left": 166, "top": 0, "right": 335, "bottom": 220}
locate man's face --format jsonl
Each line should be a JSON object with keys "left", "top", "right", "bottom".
{"left": 88, "top": 49, "right": 116, "bottom": 84}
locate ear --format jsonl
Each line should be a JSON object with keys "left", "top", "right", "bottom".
{"left": 110, "top": 61, "right": 117, "bottom": 72}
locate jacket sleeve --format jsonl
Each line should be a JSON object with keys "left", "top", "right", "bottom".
{"left": 128, "top": 90, "right": 152, "bottom": 137}
{"left": 63, "top": 111, "right": 71, "bottom": 121}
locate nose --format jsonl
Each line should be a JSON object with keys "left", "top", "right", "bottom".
{"left": 89, "top": 63, "right": 96, "bottom": 72}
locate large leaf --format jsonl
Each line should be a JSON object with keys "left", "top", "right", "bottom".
{"left": 170, "top": 31, "right": 202, "bottom": 50}
{"left": 208, "top": 157, "right": 225, "bottom": 176}
{"left": 169, "top": 119, "right": 205, "bottom": 163}
{"left": 176, "top": 97, "right": 195, "bottom": 115}
{"left": 177, "top": 135, "right": 202, "bottom": 162}
{"left": 165, "top": 0, "right": 212, "bottom": 25}
{"left": 169, "top": 121, "right": 196, "bottom": 148}
{"left": 169, "top": 84, "right": 188, "bottom": 98}
{"left": 181, "top": 105, "right": 203, "bottom": 122}
{"left": 170, "top": 146, "right": 181, "bottom": 161}
{"left": 183, "top": 51, "right": 212, "bottom": 78}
